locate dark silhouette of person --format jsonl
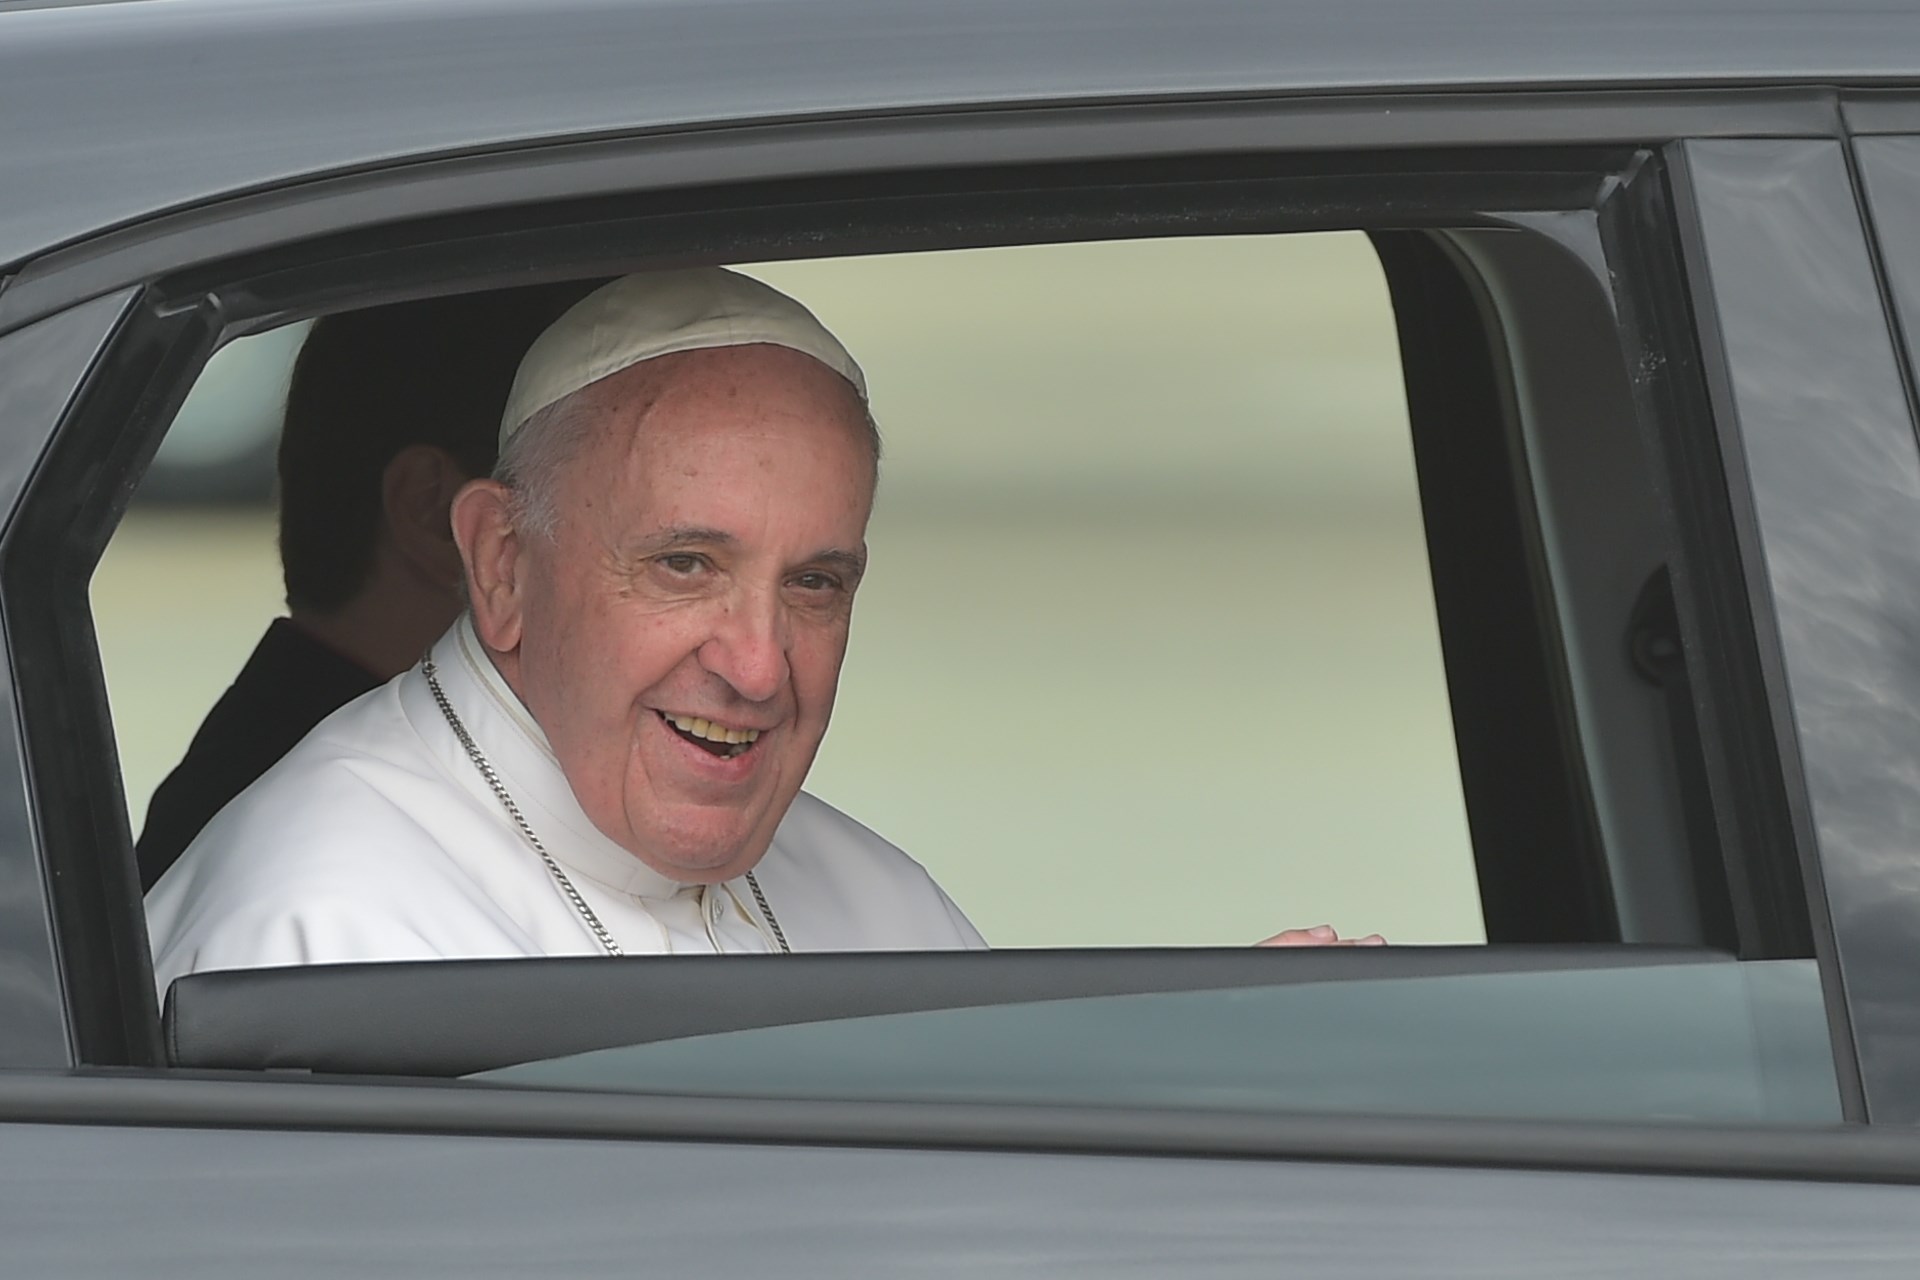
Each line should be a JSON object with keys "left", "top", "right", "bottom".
{"left": 136, "top": 286, "right": 585, "bottom": 890}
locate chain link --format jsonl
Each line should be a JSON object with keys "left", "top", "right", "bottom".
{"left": 422, "top": 659, "right": 789, "bottom": 956}
{"left": 745, "top": 864, "right": 790, "bottom": 953}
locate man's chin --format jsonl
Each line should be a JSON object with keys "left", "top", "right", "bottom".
{"left": 625, "top": 815, "right": 773, "bottom": 884}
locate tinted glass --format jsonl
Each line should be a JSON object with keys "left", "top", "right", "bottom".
{"left": 481, "top": 958, "right": 1840, "bottom": 1124}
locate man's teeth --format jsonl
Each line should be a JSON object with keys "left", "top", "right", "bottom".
{"left": 667, "top": 714, "right": 760, "bottom": 745}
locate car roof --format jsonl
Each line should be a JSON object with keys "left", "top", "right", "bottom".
{"left": 3, "top": 0, "right": 1919, "bottom": 272}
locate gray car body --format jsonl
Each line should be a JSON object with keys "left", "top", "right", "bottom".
{"left": 10, "top": 0, "right": 1920, "bottom": 1273}
{"left": 0, "top": 0, "right": 1916, "bottom": 276}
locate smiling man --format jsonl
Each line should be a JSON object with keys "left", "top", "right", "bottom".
{"left": 146, "top": 269, "right": 984, "bottom": 986}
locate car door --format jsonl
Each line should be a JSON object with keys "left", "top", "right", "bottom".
{"left": 9, "top": 4, "right": 1920, "bottom": 1276}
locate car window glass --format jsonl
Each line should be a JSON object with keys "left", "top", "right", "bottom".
{"left": 477, "top": 959, "right": 1841, "bottom": 1125}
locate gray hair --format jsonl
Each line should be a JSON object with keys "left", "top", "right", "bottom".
{"left": 493, "top": 379, "right": 884, "bottom": 541}
{"left": 493, "top": 390, "right": 604, "bottom": 540}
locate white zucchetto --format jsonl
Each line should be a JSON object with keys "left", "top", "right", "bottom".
{"left": 498, "top": 267, "right": 868, "bottom": 443}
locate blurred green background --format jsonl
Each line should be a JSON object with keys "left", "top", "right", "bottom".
{"left": 93, "top": 231, "right": 1485, "bottom": 948}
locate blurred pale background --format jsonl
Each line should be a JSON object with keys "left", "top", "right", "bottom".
{"left": 93, "top": 232, "right": 1485, "bottom": 947}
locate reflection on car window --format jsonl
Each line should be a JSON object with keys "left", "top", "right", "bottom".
{"left": 148, "top": 320, "right": 309, "bottom": 503}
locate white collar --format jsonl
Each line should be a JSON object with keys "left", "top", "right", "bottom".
{"left": 415, "top": 616, "right": 694, "bottom": 903}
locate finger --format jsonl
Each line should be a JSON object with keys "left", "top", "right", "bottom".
{"left": 1259, "top": 930, "right": 1321, "bottom": 947}
{"left": 1258, "top": 925, "right": 1340, "bottom": 947}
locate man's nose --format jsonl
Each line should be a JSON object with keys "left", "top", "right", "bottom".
{"left": 697, "top": 592, "right": 791, "bottom": 704}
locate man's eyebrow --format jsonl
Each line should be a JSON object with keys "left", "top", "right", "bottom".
{"left": 812, "top": 548, "right": 868, "bottom": 578}
{"left": 631, "top": 526, "right": 737, "bottom": 555}
{"left": 627, "top": 528, "right": 864, "bottom": 575}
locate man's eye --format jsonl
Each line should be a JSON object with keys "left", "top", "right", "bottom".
{"left": 658, "top": 553, "right": 705, "bottom": 575}
{"left": 791, "top": 571, "right": 842, "bottom": 593}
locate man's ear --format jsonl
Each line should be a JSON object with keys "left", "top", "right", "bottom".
{"left": 449, "top": 477, "right": 525, "bottom": 654}
{"left": 381, "top": 444, "right": 469, "bottom": 588}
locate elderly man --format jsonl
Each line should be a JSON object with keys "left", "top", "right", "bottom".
{"left": 148, "top": 268, "right": 983, "bottom": 989}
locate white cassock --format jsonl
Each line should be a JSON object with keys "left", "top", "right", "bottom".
{"left": 146, "top": 618, "right": 985, "bottom": 995}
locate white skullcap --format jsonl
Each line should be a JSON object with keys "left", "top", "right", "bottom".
{"left": 498, "top": 267, "right": 866, "bottom": 444}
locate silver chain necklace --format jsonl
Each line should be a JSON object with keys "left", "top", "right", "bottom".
{"left": 422, "top": 658, "right": 790, "bottom": 956}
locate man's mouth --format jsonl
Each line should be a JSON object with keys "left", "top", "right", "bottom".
{"left": 658, "top": 711, "right": 762, "bottom": 759}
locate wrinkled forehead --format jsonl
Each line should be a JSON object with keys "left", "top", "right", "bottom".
{"left": 554, "top": 347, "right": 879, "bottom": 521}
{"left": 609, "top": 346, "right": 876, "bottom": 467}
{"left": 585, "top": 342, "right": 881, "bottom": 480}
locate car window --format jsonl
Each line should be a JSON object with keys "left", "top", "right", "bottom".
{"left": 477, "top": 958, "right": 1839, "bottom": 1125}
{"left": 79, "top": 191, "right": 1845, "bottom": 1128}
{"left": 142, "top": 319, "right": 308, "bottom": 504}
{"left": 95, "top": 231, "right": 1482, "bottom": 948}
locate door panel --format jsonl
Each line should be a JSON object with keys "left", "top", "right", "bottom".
{"left": 4, "top": 1119, "right": 1920, "bottom": 1276}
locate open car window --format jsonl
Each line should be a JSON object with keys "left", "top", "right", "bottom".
{"left": 98, "top": 232, "right": 1480, "bottom": 949}
{"left": 44, "top": 144, "right": 1848, "bottom": 1129}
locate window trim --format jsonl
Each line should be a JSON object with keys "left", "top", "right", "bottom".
{"left": 1674, "top": 136, "right": 1920, "bottom": 1125}
{"left": 3, "top": 1067, "right": 1918, "bottom": 1183}
{"left": 1374, "top": 227, "right": 1620, "bottom": 942}
{"left": 0, "top": 288, "right": 140, "bottom": 1071}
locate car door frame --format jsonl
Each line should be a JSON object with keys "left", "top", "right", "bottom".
{"left": 0, "top": 84, "right": 1910, "bottom": 1153}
